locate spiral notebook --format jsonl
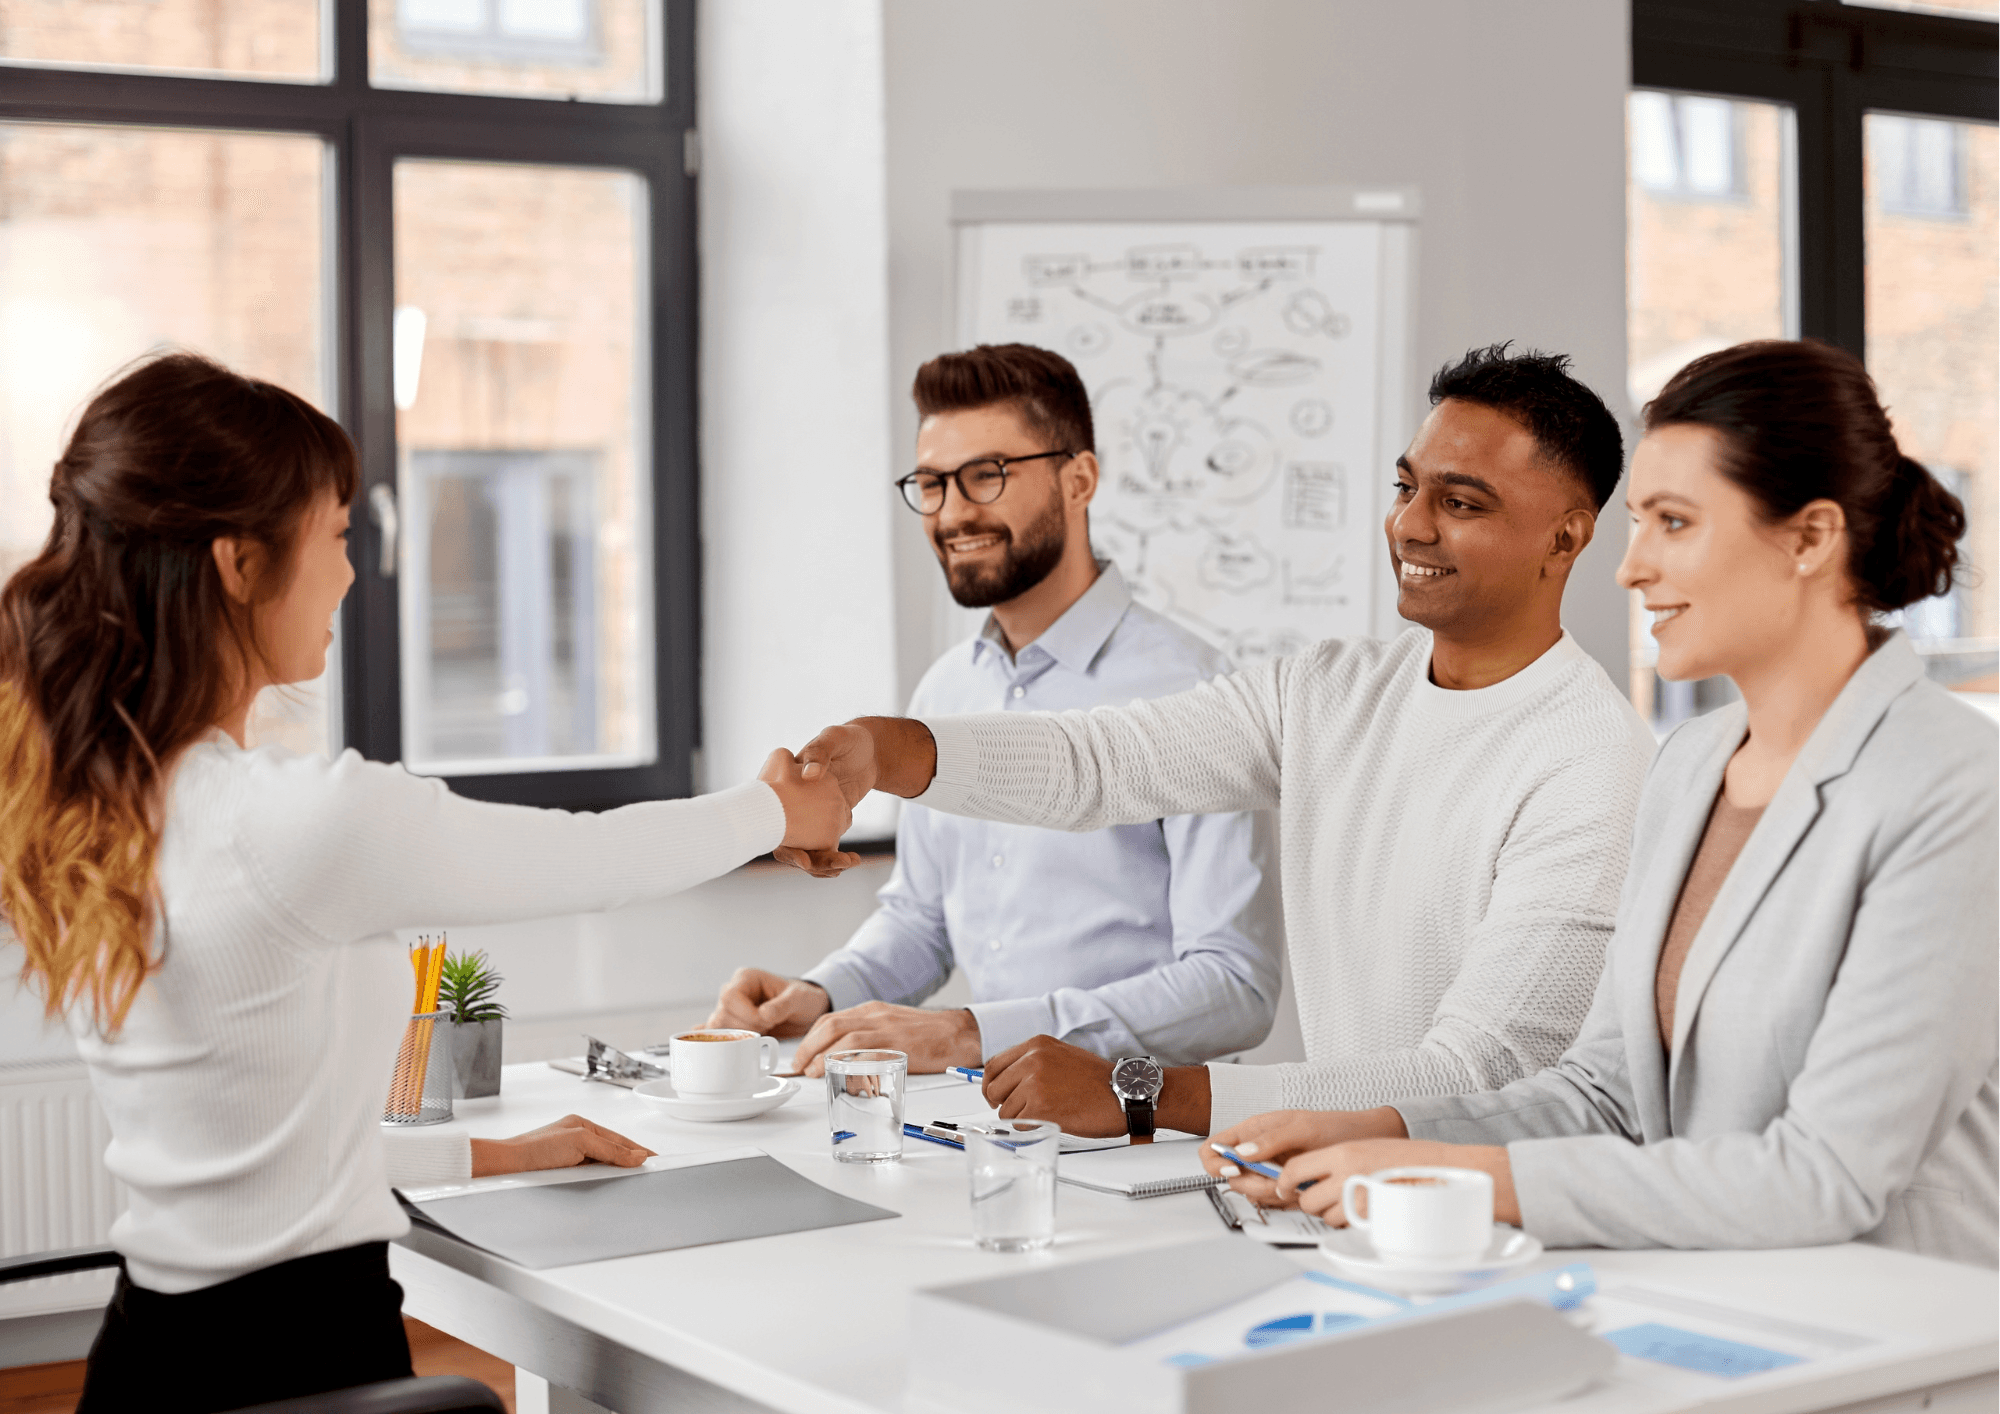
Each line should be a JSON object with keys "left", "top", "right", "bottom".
{"left": 1058, "top": 1137, "right": 1223, "bottom": 1199}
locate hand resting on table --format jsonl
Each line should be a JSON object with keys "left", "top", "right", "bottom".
{"left": 470, "top": 1114, "right": 656, "bottom": 1178}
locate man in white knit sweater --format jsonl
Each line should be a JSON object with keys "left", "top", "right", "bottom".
{"left": 783, "top": 345, "right": 1656, "bottom": 1137}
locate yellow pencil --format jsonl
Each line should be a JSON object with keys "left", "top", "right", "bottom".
{"left": 406, "top": 936, "right": 450, "bottom": 1113}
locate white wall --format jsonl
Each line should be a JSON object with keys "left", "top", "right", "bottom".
{"left": 881, "top": 0, "right": 1634, "bottom": 700}
{"left": 696, "top": 0, "right": 902, "bottom": 837}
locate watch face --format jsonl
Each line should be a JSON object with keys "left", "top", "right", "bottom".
{"left": 1112, "top": 1056, "right": 1164, "bottom": 1101}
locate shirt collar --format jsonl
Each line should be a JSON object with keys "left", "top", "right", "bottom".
{"left": 971, "top": 561, "right": 1133, "bottom": 674}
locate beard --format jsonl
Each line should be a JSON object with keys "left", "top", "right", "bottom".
{"left": 935, "top": 487, "right": 1069, "bottom": 609}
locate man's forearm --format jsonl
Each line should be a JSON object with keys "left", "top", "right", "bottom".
{"left": 1158, "top": 1065, "right": 1213, "bottom": 1135}
{"left": 859, "top": 716, "right": 939, "bottom": 798}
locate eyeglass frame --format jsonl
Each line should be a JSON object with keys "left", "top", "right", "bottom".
{"left": 893, "top": 449, "right": 1076, "bottom": 515}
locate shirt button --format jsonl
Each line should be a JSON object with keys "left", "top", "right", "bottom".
{"left": 988, "top": 939, "right": 1003, "bottom": 952}
{"left": 1011, "top": 685, "right": 1025, "bottom": 699}
{"left": 992, "top": 854, "right": 1004, "bottom": 868}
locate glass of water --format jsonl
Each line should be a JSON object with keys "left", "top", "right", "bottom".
{"left": 965, "top": 1119, "right": 1060, "bottom": 1252}
{"left": 825, "top": 1049, "right": 907, "bottom": 1164}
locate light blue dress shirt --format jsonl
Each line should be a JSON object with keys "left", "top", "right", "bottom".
{"left": 803, "top": 564, "right": 1281, "bottom": 1064}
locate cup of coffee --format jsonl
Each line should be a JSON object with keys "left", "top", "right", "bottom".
{"left": 668, "top": 1029, "right": 780, "bottom": 1099}
{"left": 1341, "top": 1166, "right": 1494, "bottom": 1267}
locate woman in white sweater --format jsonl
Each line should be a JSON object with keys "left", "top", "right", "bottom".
{"left": 1203, "top": 340, "right": 1996, "bottom": 1266}
{"left": 0, "top": 354, "right": 850, "bottom": 1409}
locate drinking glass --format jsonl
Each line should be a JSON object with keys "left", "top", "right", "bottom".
{"left": 965, "top": 1119, "right": 1059, "bottom": 1252}
{"left": 825, "top": 1049, "right": 907, "bottom": 1164}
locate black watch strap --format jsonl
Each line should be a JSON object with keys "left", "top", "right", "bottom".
{"left": 1122, "top": 1097, "right": 1156, "bottom": 1140}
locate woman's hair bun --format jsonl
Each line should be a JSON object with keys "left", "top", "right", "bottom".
{"left": 1864, "top": 454, "right": 1967, "bottom": 613}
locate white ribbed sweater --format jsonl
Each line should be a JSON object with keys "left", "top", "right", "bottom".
{"left": 915, "top": 629, "right": 1657, "bottom": 1131}
{"left": 60, "top": 737, "right": 784, "bottom": 1293}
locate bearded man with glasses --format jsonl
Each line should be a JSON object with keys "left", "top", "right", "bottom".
{"left": 707, "top": 343, "right": 1282, "bottom": 1081}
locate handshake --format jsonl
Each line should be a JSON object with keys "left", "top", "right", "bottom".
{"left": 756, "top": 717, "right": 940, "bottom": 878}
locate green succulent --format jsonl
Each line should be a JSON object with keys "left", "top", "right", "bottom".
{"left": 439, "top": 949, "right": 509, "bottom": 1025}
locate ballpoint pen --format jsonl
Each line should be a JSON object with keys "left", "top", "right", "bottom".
{"left": 1210, "top": 1144, "right": 1319, "bottom": 1190}
{"left": 902, "top": 1123, "right": 964, "bottom": 1150}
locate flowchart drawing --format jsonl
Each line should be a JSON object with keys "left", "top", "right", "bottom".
{"left": 960, "top": 218, "right": 1385, "bottom": 663}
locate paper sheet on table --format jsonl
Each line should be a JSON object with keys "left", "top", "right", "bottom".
{"left": 1588, "top": 1282, "right": 1879, "bottom": 1394}
{"left": 1119, "top": 1269, "right": 1409, "bottom": 1366}
{"left": 397, "top": 1147, "right": 896, "bottom": 1268}
{"left": 1120, "top": 1264, "right": 1596, "bottom": 1368}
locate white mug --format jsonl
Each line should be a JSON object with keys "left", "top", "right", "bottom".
{"left": 1342, "top": 1165, "right": 1494, "bottom": 1267}
{"left": 669, "top": 1029, "right": 780, "bottom": 1099}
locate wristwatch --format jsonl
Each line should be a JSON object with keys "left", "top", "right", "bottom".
{"left": 1111, "top": 1055, "right": 1165, "bottom": 1142}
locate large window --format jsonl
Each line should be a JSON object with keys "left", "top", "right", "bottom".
{"left": 1630, "top": 0, "right": 1997, "bottom": 727}
{"left": 0, "top": 0, "right": 698, "bottom": 809}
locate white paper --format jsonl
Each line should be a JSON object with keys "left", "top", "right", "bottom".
{"left": 1118, "top": 1269, "right": 1409, "bottom": 1366}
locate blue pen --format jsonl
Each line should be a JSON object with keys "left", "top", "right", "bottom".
{"left": 902, "top": 1123, "right": 964, "bottom": 1150}
{"left": 1210, "top": 1144, "right": 1319, "bottom": 1190}
{"left": 948, "top": 1066, "right": 983, "bottom": 1083}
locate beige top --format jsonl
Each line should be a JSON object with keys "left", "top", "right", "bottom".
{"left": 1655, "top": 791, "right": 1766, "bottom": 1050}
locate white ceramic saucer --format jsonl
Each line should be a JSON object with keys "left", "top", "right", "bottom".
{"left": 631, "top": 1075, "right": 798, "bottom": 1123}
{"left": 1317, "top": 1224, "right": 1542, "bottom": 1295}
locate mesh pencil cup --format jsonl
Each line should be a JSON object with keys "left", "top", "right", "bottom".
{"left": 382, "top": 1009, "right": 454, "bottom": 1126}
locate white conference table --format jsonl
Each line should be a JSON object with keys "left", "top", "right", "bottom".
{"left": 391, "top": 1063, "right": 1998, "bottom": 1414}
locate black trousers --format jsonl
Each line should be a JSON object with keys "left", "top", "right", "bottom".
{"left": 77, "top": 1241, "right": 414, "bottom": 1413}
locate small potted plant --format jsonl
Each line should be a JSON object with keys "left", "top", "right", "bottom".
{"left": 440, "top": 949, "right": 508, "bottom": 1099}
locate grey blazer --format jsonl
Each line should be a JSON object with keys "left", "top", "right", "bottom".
{"left": 1398, "top": 633, "right": 1998, "bottom": 1265}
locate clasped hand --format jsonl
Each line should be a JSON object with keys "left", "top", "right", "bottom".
{"left": 758, "top": 746, "right": 854, "bottom": 858}
{"left": 770, "top": 723, "right": 878, "bottom": 877}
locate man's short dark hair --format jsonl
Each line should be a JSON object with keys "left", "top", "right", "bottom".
{"left": 1427, "top": 344, "right": 1623, "bottom": 509}
{"left": 912, "top": 344, "right": 1095, "bottom": 455}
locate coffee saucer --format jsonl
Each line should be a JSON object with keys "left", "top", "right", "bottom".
{"left": 1317, "top": 1225, "right": 1542, "bottom": 1295}
{"left": 631, "top": 1075, "right": 798, "bottom": 1123}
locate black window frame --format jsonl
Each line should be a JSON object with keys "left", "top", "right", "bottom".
{"left": 1633, "top": 0, "right": 1998, "bottom": 357}
{"left": 0, "top": 0, "right": 700, "bottom": 812}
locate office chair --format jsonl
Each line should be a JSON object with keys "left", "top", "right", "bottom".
{"left": 0, "top": 1246, "right": 506, "bottom": 1413}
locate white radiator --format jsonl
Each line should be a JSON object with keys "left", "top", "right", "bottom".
{"left": 0, "top": 1058, "right": 124, "bottom": 1320}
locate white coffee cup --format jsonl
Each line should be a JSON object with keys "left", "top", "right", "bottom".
{"left": 669, "top": 1029, "right": 780, "bottom": 1099}
{"left": 1341, "top": 1165, "right": 1494, "bottom": 1268}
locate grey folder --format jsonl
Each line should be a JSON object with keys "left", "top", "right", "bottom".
{"left": 401, "top": 1156, "right": 898, "bottom": 1268}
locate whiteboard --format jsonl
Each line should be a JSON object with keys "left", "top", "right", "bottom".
{"left": 954, "top": 190, "right": 1416, "bottom": 663}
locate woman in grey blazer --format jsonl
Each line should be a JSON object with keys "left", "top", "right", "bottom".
{"left": 1205, "top": 340, "right": 1997, "bottom": 1266}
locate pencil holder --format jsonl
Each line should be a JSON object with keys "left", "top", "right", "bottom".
{"left": 382, "top": 1009, "right": 454, "bottom": 1126}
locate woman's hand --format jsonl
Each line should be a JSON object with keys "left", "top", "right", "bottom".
{"left": 1273, "top": 1138, "right": 1520, "bottom": 1227}
{"left": 1201, "top": 1107, "right": 1408, "bottom": 1206}
{"left": 760, "top": 748, "right": 856, "bottom": 863}
{"left": 469, "top": 1115, "right": 656, "bottom": 1178}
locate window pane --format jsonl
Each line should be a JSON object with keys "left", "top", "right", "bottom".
{"left": 1626, "top": 93, "right": 1797, "bottom": 728}
{"left": 0, "top": 122, "right": 336, "bottom": 753}
{"left": 371, "top": 0, "right": 659, "bottom": 102}
{"left": 393, "top": 159, "right": 654, "bottom": 775}
{"left": 0, "top": 0, "right": 321, "bottom": 80}
{"left": 1866, "top": 115, "right": 1998, "bottom": 701}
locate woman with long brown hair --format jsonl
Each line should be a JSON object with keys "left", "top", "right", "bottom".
{"left": 1201, "top": 339, "right": 1997, "bottom": 1266}
{"left": 0, "top": 353, "right": 851, "bottom": 1409}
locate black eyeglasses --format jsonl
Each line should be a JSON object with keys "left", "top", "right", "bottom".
{"left": 894, "top": 450, "right": 1074, "bottom": 514}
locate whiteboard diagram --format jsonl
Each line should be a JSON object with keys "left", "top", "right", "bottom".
{"left": 957, "top": 205, "right": 1410, "bottom": 666}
